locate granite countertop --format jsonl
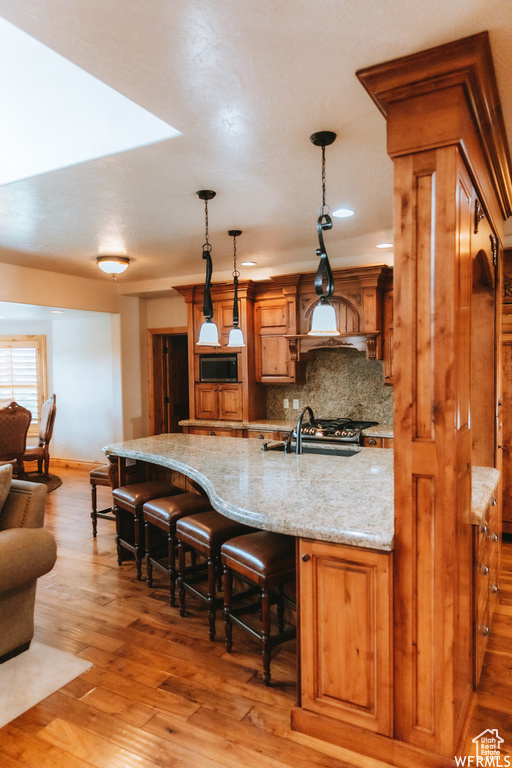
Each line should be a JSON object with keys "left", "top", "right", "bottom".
{"left": 103, "top": 434, "right": 499, "bottom": 551}
{"left": 362, "top": 424, "right": 394, "bottom": 439}
{"left": 179, "top": 418, "right": 295, "bottom": 431}
{"left": 105, "top": 433, "right": 395, "bottom": 551}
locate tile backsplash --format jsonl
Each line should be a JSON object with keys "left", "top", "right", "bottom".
{"left": 265, "top": 348, "right": 394, "bottom": 423}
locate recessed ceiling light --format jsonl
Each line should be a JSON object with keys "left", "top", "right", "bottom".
{"left": 51, "top": 310, "right": 64, "bottom": 314}
{"left": 0, "top": 18, "right": 180, "bottom": 187}
{"left": 241, "top": 261, "right": 257, "bottom": 266}
{"left": 332, "top": 208, "right": 354, "bottom": 219}
{"left": 376, "top": 242, "right": 394, "bottom": 249}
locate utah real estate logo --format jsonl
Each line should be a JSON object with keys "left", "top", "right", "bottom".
{"left": 455, "top": 729, "right": 509, "bottom": 767}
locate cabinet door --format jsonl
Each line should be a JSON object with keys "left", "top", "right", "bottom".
{"left": 255, "top": 297, "right": 302, "bottom": 384}
{"left": 195, "top": 384, "right": 219, "bottom": 419}
{"left": 218, "top": 384, "right": 243, "bottom": 420}
{"left": 299, "top": 539, "right": 392, "bottom": 736}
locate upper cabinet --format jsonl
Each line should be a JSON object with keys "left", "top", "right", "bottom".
{"left": 254, "top": 274, "right": 306, "bottom": 385}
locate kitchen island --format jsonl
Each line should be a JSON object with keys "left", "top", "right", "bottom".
{"left": 104, "top": 433, "right": 497, "bottom": 546}
{"left": 103, "top": 433, "right": 500, "bottom": 765}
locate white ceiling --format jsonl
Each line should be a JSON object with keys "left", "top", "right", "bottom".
{"left": 0, "top": 0, "right": 511, "bottom": 289}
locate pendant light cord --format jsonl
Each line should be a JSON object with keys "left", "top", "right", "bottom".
{"left": 202, "top": 198, "right": 214, "bottom": 321}
{"left": 315, "top": 142, "right": 334, "bottom": 301}
{"left": 232, "top": 232, "right": 239, "bottom": 327}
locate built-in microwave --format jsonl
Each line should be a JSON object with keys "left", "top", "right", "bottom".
{"left": 199, "top": 354, "right": 238, "bottom": 382}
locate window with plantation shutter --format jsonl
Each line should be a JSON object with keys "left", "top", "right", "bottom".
{"left": 0, "top": 336, "right": 48, "bottom": 437}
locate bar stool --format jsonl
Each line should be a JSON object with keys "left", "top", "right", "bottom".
{"left": 143, "top": 492, "right": 214, "bottom": 606}
{"left": 221, "top": 530, "right": 296, "bottom": 686}
{"left": 89, "top": 464, "right": 114, "bottom": 537}
{"left": 176, "top": 511, "right": 255, "bottom": 641}
{"left": 113, "top": 480, "right": 182, "bottom": 580}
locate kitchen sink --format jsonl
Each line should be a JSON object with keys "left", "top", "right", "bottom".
{"left": 262, "top": 441, "right": 359, "bottom": 457}
{"left": 300, "top": 445, "right": 359, "bottom": 457}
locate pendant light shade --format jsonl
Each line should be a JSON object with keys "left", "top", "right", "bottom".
{"left": 226, "top": 229, "right": 245, "bottom": 348}
{"left": 307, "top": 131, "right": 340, "bottom": 337}
{"left": 196, "top": 190, "right": 220, "bottom": 347}
{"left": 197, "top": 319, "right": 220, "bottom": 346}
{"left": 309, "top": 299, "right": 339, "bottom": 336}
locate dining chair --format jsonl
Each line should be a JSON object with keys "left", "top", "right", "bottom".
{"left": 0, "top": 402, "right": 32, "bottom": 477}
{"left": 23, "top": 395, "right": 56, "bottom": 478}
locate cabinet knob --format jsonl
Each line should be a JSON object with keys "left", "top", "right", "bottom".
{"left": 480, "top": 524, "right": 488, "bottom": 535}
{"left": 491, "top": 584, "right": 498, "bottom": 594}
{"left": 209, "top": 431, "right": 216, "bottom": 436}
{"left": 257, "top": 434, "right": 265, "bottom": 439}
{"left": 491, "top": 533, "right": 498, "bottom": 543}
{"left": 301, "top": 554, "right": 310, "bottom": 562}
{"left": 367, "top": 438, "right": 377, "bottom": 446}
{"left": 482, "top": 625, "right": 490, "bottom": 636}
{"left": 481, "top": 564, "right": 489, "bottom": 576}
{"left": 491, "top": 497, "right": 497, "bottom": 506}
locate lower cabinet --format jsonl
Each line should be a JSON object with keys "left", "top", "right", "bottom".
{"left": 473, "top": 496, "right": 500, "bottom": 686}
{"left": 363, "top": 436, "right": 394, "bottom": 448}
{"left": 195, "top": 383, "right": 243, "bottom": 420}
{"left": 297, "top": 538, "right": 393, "bottom": 736}
{"left": 183, "top": 426, "right": 243, "bottom": 437}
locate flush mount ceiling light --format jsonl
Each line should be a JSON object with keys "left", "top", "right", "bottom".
{"left": 227, "top": 229, "right": 245, "bottom": 348}
{"left": 308, "top": 131, "right": 340, "bottom": 337}
{"left": 196, "top": 190, "right": 220, "bottom": 347}
{"left": 376, "top": 242, "right": 394, "bottom": 249}
{"left": 96, "top": 255, "right": 130, "bottom": 279}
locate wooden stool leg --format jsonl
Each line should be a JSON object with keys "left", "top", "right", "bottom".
{"left": 134, "top": 513, "right": 142, "bottom": 581}
{"left": 277, "top": 585, "right": 285, "bottom": 634}
{"left": 91, "top": 483, "right": 98, "bottom": 538}
{"left": 114, "top": 506, "right": 123, "bottom": 566}
{"left": 207, "top": 554, "right": 217, "bottom": 641}
{"left": 145, "top": 521, "right": 153, "bottom": 587}
{"left": 168, "top": 531, "right": 177, "bottom": 607}
{"left": 223, "top": 566, "right": 233, "bottom": 653}
{"left": 178, "top": 540, "right": 186, "bottom": 617}
{"left": 261, "top": 588, "right": 271, "bottom": 687}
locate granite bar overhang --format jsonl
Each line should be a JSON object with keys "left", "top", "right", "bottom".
{"left": 103, "top": 434, "right": 499, "bottom": 551}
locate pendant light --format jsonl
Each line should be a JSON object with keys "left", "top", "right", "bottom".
{"left": 308, "top": 131, "right": 340, "bottom": 337}
{"left": 227, "top": 229, "right": 245, "bottom": 348}
{"left": 196, "top": 190, "right": 220, "bottom": 347}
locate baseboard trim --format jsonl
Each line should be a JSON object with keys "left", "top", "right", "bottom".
{"left": 52, "top": 458, "right": 105, "bottom": 471}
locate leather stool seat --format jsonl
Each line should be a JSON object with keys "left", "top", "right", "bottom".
{"left": 221, "top": 530, "right": 297, "bottom": 686}
{"left": 113, "top": 480, "right": 182, "bottom": 580}
{"left": 89, "top": 464, "right": 114, "bottom": 537}
{"left": 176, "top": 510, "right": 255, "bottom": 640}
{"left": 143, "top": 492, "right": 213, "bottom": 606}
{"left": 222, "top": 531, "right": 296, "bottom": 585}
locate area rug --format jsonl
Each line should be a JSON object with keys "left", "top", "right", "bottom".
{"left": 23, "top": 473, "right": 62, "bottom": 492}
{"left": 0, "top": 641, "right": 92, "bottom": 727}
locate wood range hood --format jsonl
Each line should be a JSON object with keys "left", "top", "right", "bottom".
{"left": 281, "top": 263, "right": 392, "bottom": 361}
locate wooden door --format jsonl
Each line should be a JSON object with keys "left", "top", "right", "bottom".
{"left": 150, "top": 331, "right": 189, "bottom": 435}
{"left": 299, "top": 539, "right": 393, "bottom": 736}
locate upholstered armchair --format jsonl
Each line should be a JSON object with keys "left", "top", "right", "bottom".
{"left": 23, "top": 394, "right": 57, "bottom": 477}
{"left": 0, "top": 465, "right": 57, "bottom": 662}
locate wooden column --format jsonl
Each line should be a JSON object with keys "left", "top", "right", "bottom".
{"left": 358, "top": 33, "right": 512, "bottom": 760}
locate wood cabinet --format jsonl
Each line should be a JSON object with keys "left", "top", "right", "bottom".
{"left": 174, "top": 280, "right": 265, "bottom": 423}
{"left": 363, "top": 436, "right": 394, "bottom": 448}
{"left": 473, "top": 496, "right": 500, "bottom": 686}
{"left": 254, "top": 276, "right": 305, "bottom": 385}
{"left": 296, "top": 539, "right": 393, "bottom": 737}
{"left": 183, "top": 425, "right": 243, "bottom": 437}
{"left": 194, "top": 383, "right": 243, "bottom": 421}
{"left": 501, "top": 248, "right": 512, "bottom": 533}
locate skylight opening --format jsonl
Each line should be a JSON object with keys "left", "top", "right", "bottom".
{"left": 0, "top": 17, "right": 181, "bottom": 187}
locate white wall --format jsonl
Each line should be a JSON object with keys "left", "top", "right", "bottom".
{"left": 52, "top": 314, "right": 122, "bottom": 462}
{"left": 146, "top": 293, "right": 187, "bottom": 329}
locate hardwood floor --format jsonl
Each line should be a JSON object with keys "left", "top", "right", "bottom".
{"left": 0, "top": 465, "right": 510, "bottom": 767}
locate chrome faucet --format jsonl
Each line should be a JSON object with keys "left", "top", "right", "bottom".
{"left": 295, "top": 406, "right": 315, "bottom": 454}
